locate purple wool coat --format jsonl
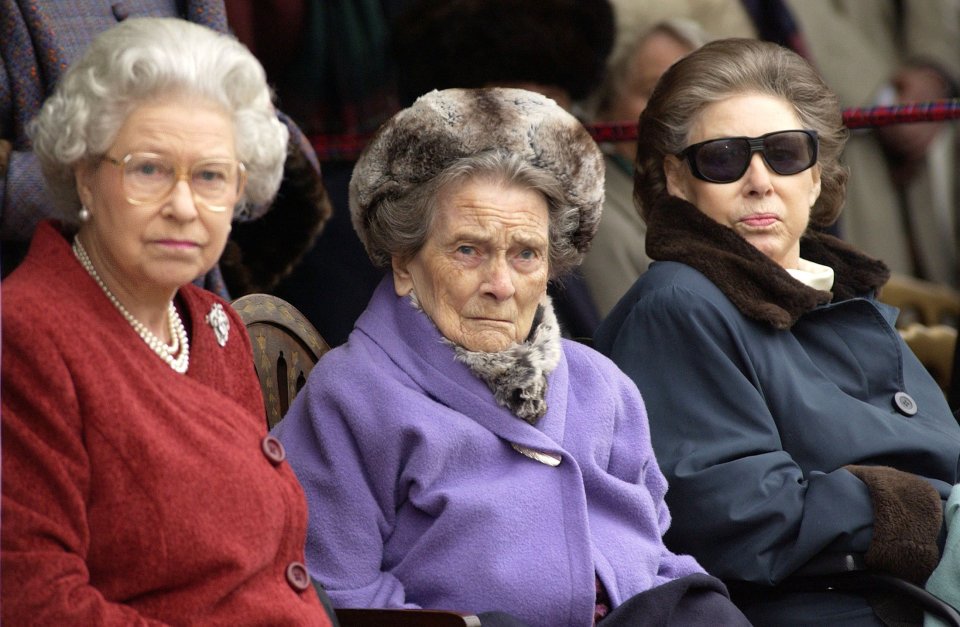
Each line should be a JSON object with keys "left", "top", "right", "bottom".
{"left": 275, "top": 276, "right": 706, "bottom": 627}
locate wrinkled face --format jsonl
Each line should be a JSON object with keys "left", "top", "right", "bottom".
{"left": 75, "top": 97, "right": 241, "bottom": 300}
{"left": 393, "top": 177, "right": 550, "bottom": 353}
{"left": 664, "top": 93, "right": 821, "bottom": 269}
{"left": 606, "top": 30, "right": 693, "bottom": 161}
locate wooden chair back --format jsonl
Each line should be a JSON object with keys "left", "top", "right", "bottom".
{"left": 232, "top": 293, "right": 331, "bottom": 429}
{"left": 900, "top": 322, "right": 958, "bottom": 394}
{"left": 880, "top": 274, "right": 960, "bottom": 328}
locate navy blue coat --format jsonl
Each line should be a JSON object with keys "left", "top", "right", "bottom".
{"left": 595, "top": 198, "right": 960, "bottom": 625}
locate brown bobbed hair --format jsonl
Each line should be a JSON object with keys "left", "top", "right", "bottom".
{"left": 634, "top": 38, "right": 848, "bottom": 228}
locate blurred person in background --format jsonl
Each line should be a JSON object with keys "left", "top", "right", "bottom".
{"left": 227, "top": 0, "right": 402, "bottom": 346}
{"left": 584, "top": 16, "right": 711, "bottom": 316}
{"left": 786, "top": 0, "right": 960, "bottom": 288}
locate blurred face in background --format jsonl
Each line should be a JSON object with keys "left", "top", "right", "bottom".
{"left": 604, "top": 29, "right": 695, "bottom": 161}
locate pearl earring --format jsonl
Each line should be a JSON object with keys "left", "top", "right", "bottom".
{"left": 78, "top": 206, "right": 91, "bottom": 222}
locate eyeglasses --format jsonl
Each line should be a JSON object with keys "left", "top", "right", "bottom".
{"left": 676, "top": 129, "right": 818, "bottom": 184}
{"left": 102, "top": 152, "right": 246, "bottom": 212}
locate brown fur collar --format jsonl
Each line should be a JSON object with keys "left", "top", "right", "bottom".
{"left": 645, "top": 196, "right": 890, "bottom": 329}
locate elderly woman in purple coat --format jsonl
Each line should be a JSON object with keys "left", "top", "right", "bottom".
{"left": 274, "top": 87, "right": 750, "bottom": 627}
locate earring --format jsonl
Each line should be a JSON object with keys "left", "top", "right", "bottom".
{"left": 78, "top": 206, "right": 90, "bottom": 222}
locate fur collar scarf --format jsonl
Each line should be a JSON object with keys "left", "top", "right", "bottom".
{"left": 645, "top": 196, "right": 890, "bottom": 329}
{"left": 409, "top": 295, "right": 562, "bottom": 424}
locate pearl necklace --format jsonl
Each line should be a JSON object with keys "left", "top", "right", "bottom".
{"left": 72, "top": 238, "right": 190, "bottom": 374}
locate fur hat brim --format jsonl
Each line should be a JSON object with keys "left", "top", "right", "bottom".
{"left": 349, "top": 87, "right": 604, "bottom": 270}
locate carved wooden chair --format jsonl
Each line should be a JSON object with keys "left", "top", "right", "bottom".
{"left": 232, "top": 293, "right": 481, "bottom": 627}
{"left": 900, "top": 323, "right": 958, "bottom": 394}
{"left": 232, "top": 293, "right": 332, "bottom": 429}
{"left": 336, "top": 610, "right": 480, "bottom": 627}
{"left": 879, "top": 275, "right": 959, "bottom": 400}
{"left": 880, "top": 273, "right": 960, "bottom": 328}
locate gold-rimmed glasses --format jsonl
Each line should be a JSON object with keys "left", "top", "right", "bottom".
{"left": 102, "top": 152, "right": 247, "bottom": 212}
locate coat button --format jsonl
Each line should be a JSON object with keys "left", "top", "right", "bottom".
{"left": 286, "top": 561, "right": 311, "bottom": 592}
{"left": 261, "top": 435, "right": 286, "bottom": 464}
{"left": 892, "top": 392, "right": 918, "bottom": 416}
{"left": 110, "top": 3, "right": 131, "bottom": 20}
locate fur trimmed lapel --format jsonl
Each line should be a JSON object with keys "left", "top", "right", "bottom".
{"left": 645, "top": 197, "right": 890, "bottom": 329}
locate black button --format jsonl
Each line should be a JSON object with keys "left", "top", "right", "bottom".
{"left": 286, "top": 561, "right": 311, "bottom": 592}
{"left": 261, "top": 435, "right": 286, "bottom": 464}
{"left": 892, "top": 392, "right": 918, "bottom": 416}
{"left": 111, "top": 3, "right": 131, "bottom": 20}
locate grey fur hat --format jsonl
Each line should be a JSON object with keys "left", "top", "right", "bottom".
{"left": 349, "top": 87, "right": 604, "bottom": 273}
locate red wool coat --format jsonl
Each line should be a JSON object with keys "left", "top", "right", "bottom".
{"left": 1, "top": 222, "right": 332, "bottom": 626}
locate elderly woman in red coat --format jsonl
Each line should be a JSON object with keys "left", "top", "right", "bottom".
{"left": 1, "top": 17, "right": 332, "bottom": 626}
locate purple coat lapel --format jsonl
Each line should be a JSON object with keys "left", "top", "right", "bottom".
{"left": 355, "top": 276, "right": 570, "bottom": 456}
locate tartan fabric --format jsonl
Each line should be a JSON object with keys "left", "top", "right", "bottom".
{"left": 584, "top": 122, "right": 639, "bottom": 146}
{"left": 308, "top": 131, "right": 375, "bottom": 163}
{"left": 309, "top": 99, "right": 960, "bottom": 162}
{"left": 231, "top": 0, "right": 399, "bottom": 141}
{"left": 586, "top": 100, "right": 960, "bottom": 142}
{"left": 842, "top": 98, "right": 960, "bottom": 128}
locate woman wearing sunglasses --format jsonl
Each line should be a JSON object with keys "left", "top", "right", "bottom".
{"left": 595, "top": 38, "right": 960, "bottom": 625}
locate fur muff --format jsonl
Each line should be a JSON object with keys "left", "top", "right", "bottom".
{"left": 645, "top": 196, "right": 890, "bottom": 329}
{"left": 844, "top": 464, "right": 942, "bottom": 585}
{"left": 349, "top": 88, "right": 605, "bottom": 271}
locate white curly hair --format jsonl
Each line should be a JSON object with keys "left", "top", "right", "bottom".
{"left": 28, "top": 17, "right": 288, "bottom": 224}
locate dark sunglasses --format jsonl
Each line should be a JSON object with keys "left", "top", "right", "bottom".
{"left": 677, "top": 129, "right": 819, "bottom": 183}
